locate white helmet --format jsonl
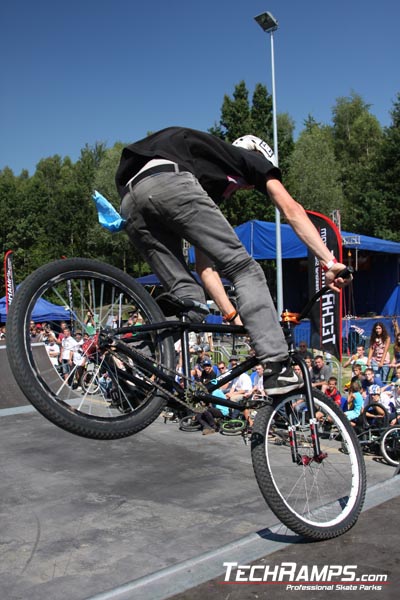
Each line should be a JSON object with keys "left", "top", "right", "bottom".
{"left": 232, "top": 135, "right": 278, "bottom": 167}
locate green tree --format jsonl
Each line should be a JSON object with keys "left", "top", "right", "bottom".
{"left": 370, "top": 93, "right": 400, "bottom": 241}
{"left": 331, "top": 92, "right": 383, "bottom": 231}
{"left": 286, "top": 123, "right": 345, "bottom": 217}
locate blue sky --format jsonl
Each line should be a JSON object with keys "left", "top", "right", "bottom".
{"left": 1, "top": 0, "right": 399, "bottom": 175}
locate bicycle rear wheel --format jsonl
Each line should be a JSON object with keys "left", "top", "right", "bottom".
{"left": 251, "top": 391, "right": 366, "bottom": 540}
{"left": 6, "top": 258, "right": 175, "bottom": 439}
{"left": 220, "top": 418, "right": 246, "bottom": 436}
{"left": 380, "top": 426, "right": 400, "bottom": 467}
{"left": 179, "top": 415, "right": 202, "bottom": 432}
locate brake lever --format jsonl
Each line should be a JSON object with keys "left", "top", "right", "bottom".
{"left": 336, "top": 266, "right": 354, "bottom": 280}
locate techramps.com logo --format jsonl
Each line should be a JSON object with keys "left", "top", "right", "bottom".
{"left": 220, "top": 561, "right": 389, "bottom": 592}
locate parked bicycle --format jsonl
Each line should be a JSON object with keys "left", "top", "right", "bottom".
{"left": 6, "top": 258, "right": 365, "bottom": 540}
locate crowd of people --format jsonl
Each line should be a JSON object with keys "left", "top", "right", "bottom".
{"left": 173, "top": 328, "right": 400, "bottom": 437}
{"left": 1, "top": 314, "right": 399, "bottom": 437}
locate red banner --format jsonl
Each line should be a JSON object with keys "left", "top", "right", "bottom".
{"left": 4, "top": 250, "right": 15, "bottom": 314}
{"left": 307, "top": 211, "right": 343, "bottom": 360}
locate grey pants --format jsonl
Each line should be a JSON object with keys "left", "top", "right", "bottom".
{"left": 120, "top": 170, "right": 288, "bottom": 362}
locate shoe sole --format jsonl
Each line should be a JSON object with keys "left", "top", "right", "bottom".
{"left": 264, "top": 382, "right": 303, "bottom": 395}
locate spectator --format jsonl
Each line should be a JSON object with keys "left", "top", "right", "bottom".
{"left": 99, "top": 372, "right": 113, "bottom": 399}
{"left": 60, "top": 327, "right": 77, "bottom": 383}
{"left": 216, "top": 361, "right": 231, "bottom": 392}
{"left": 84, "top": 311, "right": 97, "bottom": 336}
{"left": 343, "top": 345, "right": 368, "bottom": 374}
{"left": 72, "top": 331, "right": 85, "bottom": 389}
{"left": 390, "top": 320, "right": 400, "bottom": 379}
{"left": 56, "top": 321, "right": 68, "bottom": 344}
{"left": 311, "top": 355, "right": 331, "bottom": 392}
{"left": 200, "top": 359, "right": 217, "bottom": 384}
{"left": 361, "top": 367, "right": 383, "bottom": 403}
{"left": 367, "top": 322, "right": 391, "bottom": 382}
{"left": 325, "top": 376, "right": 342, "bottom": 407}
{"left": 226, "top": 364, "right": 252, "bottom": 404}
{"left": 297, "top": 341, "right": 313, "bottom": 360}
{"left": 195, "top": 401, "right": 224, "bottom": 435}
{"left": 45, "top": 333, "right": 60, "bottom": 367}
{"left": 344, "top": 381, "right": 364, "bottom": 425}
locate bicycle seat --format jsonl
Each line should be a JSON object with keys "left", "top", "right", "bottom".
{"left": 156, "top": 293, "right": 210, "bottom": 317}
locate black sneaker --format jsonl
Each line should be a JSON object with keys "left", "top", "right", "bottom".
{"left": 263, "top": 361, "right": 303, "bottom": 395}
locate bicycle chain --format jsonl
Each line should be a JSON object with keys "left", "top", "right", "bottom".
{"left": 108, "top": 346, "right": 206, "bottom": 413}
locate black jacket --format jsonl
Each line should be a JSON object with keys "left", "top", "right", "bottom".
{"left": 115, "top": 127, "right": 281, "bottom": 202}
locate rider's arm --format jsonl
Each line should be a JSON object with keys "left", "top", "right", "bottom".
{"left": 265, "top": 178, "right": 350, "bottom": 292}
{"left": 195, "top": 248, "right": 243, "bottom": 325}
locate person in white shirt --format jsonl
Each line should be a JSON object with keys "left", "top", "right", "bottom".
{"left": 46, "top": 334, "right": 60, "bottom": 367}
{"left": 60, "top": 328, "right": 77, "bottom": 382}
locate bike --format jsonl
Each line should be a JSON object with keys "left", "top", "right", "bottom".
{"left": 6, "top": 258, "right": 365, "bottom": 540}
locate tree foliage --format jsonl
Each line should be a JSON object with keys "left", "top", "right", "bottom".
{"left": 0, "top": 84, "right": 398, "bottom": 299}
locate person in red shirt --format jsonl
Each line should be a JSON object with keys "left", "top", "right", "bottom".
{"left": 325, "top": 376, "right": 342, "bottom": 407}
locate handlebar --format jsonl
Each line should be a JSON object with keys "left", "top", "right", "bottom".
{"left": 283, "top": 266, "right": 354, "bottom": 324}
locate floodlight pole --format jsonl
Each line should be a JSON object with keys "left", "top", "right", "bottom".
{"left": 254, "top": 12, "right": 283, "bottom": 316}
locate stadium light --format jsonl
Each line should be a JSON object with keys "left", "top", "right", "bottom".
{"left": 254, "top": 11, "right": 283, "bottom": 315}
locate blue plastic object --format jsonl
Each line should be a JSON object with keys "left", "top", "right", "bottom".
{"left": 92, "top": 190, "right": 126, "bottom": 232}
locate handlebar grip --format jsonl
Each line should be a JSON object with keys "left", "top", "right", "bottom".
{"left": 336, "top": 266, "right": 354, "bottom": 280}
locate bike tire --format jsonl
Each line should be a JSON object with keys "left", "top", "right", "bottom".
{"left": 179, "top": 415, "right": 202, "bottom": 432}
{"left": 251, "top": 390, "right": 366, "bottom": 540}
{"left": 220, "top": 418, "right": 246, "bottom": 436}
{"left": 380, "top": 426, "right": 400, "bottom": 467}
{"left": 6, "top": 258, "right": 175, "bottom": 440}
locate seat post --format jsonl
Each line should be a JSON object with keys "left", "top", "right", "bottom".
{"left": 181, "top": 314, "right": 192, "bottom": 389}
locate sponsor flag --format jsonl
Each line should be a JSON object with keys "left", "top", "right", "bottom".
{"left": 306, "top": 211, "right": 343, "bottom": 360}
{"left": 4, "top": 250, "right": 15, "bottom": 314}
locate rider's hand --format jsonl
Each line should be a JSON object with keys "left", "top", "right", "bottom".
{"left": 324, "top": 262, "right": 352, "bottom": 293}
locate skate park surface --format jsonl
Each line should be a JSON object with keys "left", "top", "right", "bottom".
{"left": 0, "top": 344, "right": 399, "bottom": 600}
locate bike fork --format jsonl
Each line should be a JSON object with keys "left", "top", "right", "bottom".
{"left": 292, "top": 362, "right": 327, "bottom": 464}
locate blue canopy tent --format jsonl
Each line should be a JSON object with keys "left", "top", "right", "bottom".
{"left": 187, "top": 219, "right": 399, "bottom": 318}
{"left": 381, "top": 284, "right": 400, "bottom": 316}
{"left": 0, "top": 296, "right": 70, "bottom": 323}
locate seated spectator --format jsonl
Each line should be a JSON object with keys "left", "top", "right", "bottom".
{"left": 311, "top": 355, "right": 331, "bottom": 393}
{"left": 325, "top": 376, "right": 342, "bottom": 407}
{"left": 200, "top": 359, "right": 217, "bottom": 384}
{"left": 297, "top": 341, "right": 313, "bottom": 360}
{"left": 304, "top": 356, "right": 313, "bottom": 374}
{"left": 216, "top": 361, "right": 232, "bottom": 392}
{"left": 99, "top": 372, "right": 113, "bottom": 399}
{"left": 225, "top": 361, "right": 252, "bottom": 402}
{"left": 343, "top": 345, "right": 368, "bottom": 374}
{"left": 195, "top": 401, "right": 224, "bottom": 435}
{"left": 250, "top": 364, "right": 267, "bottom": 398}
{"left": 344, "top": 381, "right": 364, "bottom": 425}
{"left": 191, "top": 350, "right": 211, "bottom": 381}
{"left": 361, "top": 367, "right": 383, "bottom": 404}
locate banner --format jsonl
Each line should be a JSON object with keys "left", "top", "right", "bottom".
{"left": 4, "top": 250, "right": 15, "bottom": 314}
{"left": 306, "top": 211, "right": 343, "bottom": 360}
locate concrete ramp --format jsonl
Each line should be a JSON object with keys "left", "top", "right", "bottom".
{"left": 0, "top": 344, "right": 30, "bottom": 409}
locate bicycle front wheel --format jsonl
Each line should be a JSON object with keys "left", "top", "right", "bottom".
{"left": 6, "top": 258, "right": 175, "bottom": 439}
{"left": 380, "top": 426, "right": 400, "bottom": 467}
{"left": 251, "top": 391, "right": 366, "bottom": 540}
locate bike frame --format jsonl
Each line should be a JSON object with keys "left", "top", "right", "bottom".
{"left": 104, "top": 315, "right": 324, "bottom": 458}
